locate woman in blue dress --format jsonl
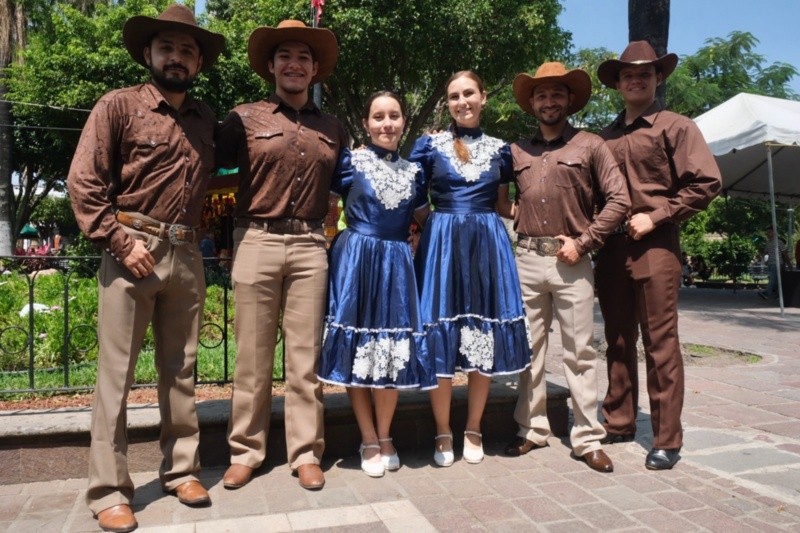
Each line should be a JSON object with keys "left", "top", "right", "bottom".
{"left": 318, "top": 91, "right": 436, "bottom": 478}
{"left": 410, "top": 71, "right": 531, "bottom": 467}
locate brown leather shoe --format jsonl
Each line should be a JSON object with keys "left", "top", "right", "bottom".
{"left": 296, "top": 463, "right": 325, "bottom": 490}
{"left": 96, "top": 504, "right": 137, "bottom": 533}
{"left": 223, "top": 464, "right": 254, "bottom": 489}
{"left": 504, "top": 436, "right": 547, "bottom": 457}
{"left": 172, "top": 480, "right": 211, "bottom": 506}
{"left": 579, "top": 449, "right": 614, "bottom": 473}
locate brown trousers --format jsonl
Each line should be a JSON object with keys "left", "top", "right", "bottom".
{"left": 227, "top": 227, "right": 328, "bottom": 470}
{"left": 87, "top": 227, "right": 205, "bottom": 514}
{"left": 594, "top": 224, "right": 684, "bottom": 449}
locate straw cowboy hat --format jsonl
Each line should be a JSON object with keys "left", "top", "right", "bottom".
{"left": 597, "top": 40, "right": 678, "bottom": 88}
{"left": 248, "top": 20, "right": 338, "bottom": 84}
{"left": 513, "top": 62, "right": 592, "bottom": 116}
{"left": 123, "top": 3, "right": 225, "bottom": 72}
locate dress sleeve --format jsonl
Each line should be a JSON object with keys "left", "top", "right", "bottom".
{"left": 412, "top": 163, "right": 429, "bottom": 210}
{"left": 408, "top": 135, "right": 434, "bottom": 179}
{"left": 498, "top": 143, "right": 514, "bottom": 185}
{"left": 331, "top": 148, "right": 355, "bottom": 197}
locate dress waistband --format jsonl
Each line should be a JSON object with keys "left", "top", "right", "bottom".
{"left": 347, "top": 221, "right": 408, "bottom": 241}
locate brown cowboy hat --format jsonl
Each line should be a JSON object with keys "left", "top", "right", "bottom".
{"left": 123, "top": 3, "right": 225, "bottom": 72}
{"left": 248, "top": 20, "right": 338, "bottom": 84}
{"left": 513, "top": 62, "right": 591, "bottom": 116}
{"left": 597, "top": 40, "right": 678, "bottom": 88}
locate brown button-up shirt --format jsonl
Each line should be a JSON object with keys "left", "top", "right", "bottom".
{"left": 216, "top": 94, "right": 348, "bottom": 221}
{"left": 511, "top": 124, "right": 630, "bottom": 256}
{"left": 67, "top": 82, "right": 217, "bottom": 260}
{"left": 601, "top": 101, "right": 722, "bottom": 226}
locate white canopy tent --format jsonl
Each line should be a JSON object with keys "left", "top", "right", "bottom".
{"left": 694, "top": 93, "right": 800, "bottom": 313}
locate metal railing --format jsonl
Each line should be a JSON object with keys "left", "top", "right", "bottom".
{"left": 0, "top": 254, "right": 281, "bottom": 396}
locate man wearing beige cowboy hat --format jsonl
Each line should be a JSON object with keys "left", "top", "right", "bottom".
{"left": 67, "top": 3, "right": 225, "bottom": 531}
{"left": 595, "top": 41, "right": 721, "bottom": 470}
{"left": 216, "top": 20, "right": 347, "bottom": 491}
{"left": 498, "top": 62, "right": 629, "bottom": 472}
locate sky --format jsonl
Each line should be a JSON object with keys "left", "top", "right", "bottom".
{"left": 194, "top": 0, "right": 798, "bottom": 93}
{"left": 558, "top": 0, "right": 800, "bottom": 93}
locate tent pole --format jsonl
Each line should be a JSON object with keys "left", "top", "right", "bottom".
{"left": 767, "top": 145, "right": 785, "bottom": 316}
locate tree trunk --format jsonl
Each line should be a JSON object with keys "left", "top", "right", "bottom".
{"left": 0, "top": 0, "right": 15, "bottom": 254}
{"left": 628, "top": 0, "right": 670, "bottom": 107}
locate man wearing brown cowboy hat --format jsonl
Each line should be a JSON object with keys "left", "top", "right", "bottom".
{"left": 67, "top": 4, "right": 225, "bottom": 531}
{"left": 216, "top": 20, "right": 347, "bottom": 491}
{"left": 498, "top": 62, "right": 629, "bottom": 472}
{"left": 595, "top": 41, "right": 721, "bottom": 470}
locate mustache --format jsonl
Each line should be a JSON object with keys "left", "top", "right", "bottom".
{"left": 164, "top": 64, "right": 188, "bottom": 74}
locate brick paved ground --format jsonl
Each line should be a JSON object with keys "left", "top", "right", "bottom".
{"left": 1, "top": 288, "right": 799, "bottom": 532}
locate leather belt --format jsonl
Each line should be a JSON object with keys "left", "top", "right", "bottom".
{"left": 610, "top": 221, "right": 629, "bottom": 235}
{"left": 116, "top": 212, "right": 196, "bottom": 246}
{"left": 236, "top": 217, "right": 323, "bottom": 235}
{"left": 517, "top": 235, "right": 562, "bottom": 256}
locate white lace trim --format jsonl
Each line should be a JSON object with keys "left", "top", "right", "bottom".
{"left": 430, "top": 132, "right": 504, "bottom": 182}
{"left": 422, "top": 313, "right": 528, "bottom": 329}
{"left": 325, "top": 320, "right": 425, "bottom": 337}
{"left": 352, "top": 336, "right": 412, "bottom": 381}
{"left": 459, "top": 326, "right": 495, "bottom": 370}
{"left": 351, "top": 150, "right": 420, "bottom": 210}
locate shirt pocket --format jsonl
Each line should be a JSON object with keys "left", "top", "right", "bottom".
{"left": 252, "top": 130, "right": 284, "bottom": 163}
{"left": 123, "top": 134, "right": 170, "bottom": 161}
{"left": 513, "top": 161, "right": 534, "bottom": 196}
{"left": 315, "top": 132, "right": 338, "bottom": 167}
{"left": 555, "top": 156, "right": 585, "bottom": 188}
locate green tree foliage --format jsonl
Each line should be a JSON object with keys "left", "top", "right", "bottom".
{"left": 667, "top": 31, "right": 798, "bottom": 117}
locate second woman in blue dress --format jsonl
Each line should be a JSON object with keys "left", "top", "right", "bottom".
{"left": 410, "top": 71, "right": 531, "bottom": 466}
{"left": 318, "top": 92, "right": 436, "bottom": 478}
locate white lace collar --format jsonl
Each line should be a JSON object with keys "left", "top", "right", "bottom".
{"left": 351, "top": 149, "right": 420, "bottom": 210}
{"left": 430, "top": 132, "right": 504, "bottom": 182}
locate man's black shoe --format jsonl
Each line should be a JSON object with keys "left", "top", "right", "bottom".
{"left": 645, "top": 448, "right": 681, "bottom": 470}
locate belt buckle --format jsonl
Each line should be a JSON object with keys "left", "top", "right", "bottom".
{"left": 168, "top": 224, "right": 189, "bottom": 246}
{"left": 538, "top": 238, "right": 559, "bottom": 256}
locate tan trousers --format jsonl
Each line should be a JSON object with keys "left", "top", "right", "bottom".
{"left": 87, "top": 227, "right": 205, "bottom": 514}
{"left": 514, "top": 250, "right": 606, "bottom": 456}
{"left": 228, "top": 227, "right": 327, "bottom": 470}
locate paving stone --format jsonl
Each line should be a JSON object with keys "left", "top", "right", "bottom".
{"left": 534, "top": 481, "right": 596, "bottom": 506}
{"left": 690, "top": 447, "right": 799, "bottom": 473}
{"left": 681, "top": 508, "right": 761, "bottom": 533}
{"left": 483, "top": 473, "right": 540, "bottom": 498}
{"left": 753, "top": 420, "right": 800, "bottom": 438}
{"left": 287, "top": 504, "right": 378, "bottom": 530}
{"left": 513, "top": 496, "right": 574, "bottom": 523}
{"left": 394, "top": 475, "right": 445, "bottom": 497}
{"left": 683, "top": 429, "right": 747, "bottom": 450}
{"left": 566, "top": 502, "right": 637, "bottom": 530}
{"left": 0, "top": 495, "right": 27, "bottom": 521}
{"left": 629, "top": 509, "right": 702, "bottom": 532}
{"left": 593, "top": 485, "right": 658, "bottom": 511}
{"left": 461, "top": 495, "right": 522, "bottom": 524}
{"left": 542, "top": 519, "right": 594, "bottom": 532}
{"left": 647, "top": 491, "right": 705, "bottom": 511}
{"left": 741, "top": 470, "right": 800, "bottom": 503}
{"left": 613, "top": 473, "right": 674, "bottom": 494}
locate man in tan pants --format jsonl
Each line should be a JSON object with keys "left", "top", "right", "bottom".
{"left": 216, "top": 20, "right": 347, "bottom": 490}
{"left": 68, "top": 4, "right": 224, "bottom": 532}
{"left": 499, "top": 63, "right": 629, "bottom": 472}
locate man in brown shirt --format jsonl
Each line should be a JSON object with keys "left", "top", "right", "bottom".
{"left": 67, "top": 5, "right": 224, "bottom": 532}
{"left": 216, "top": 20, "right": 347, "bottom": 491}
{"left": 499, "top": 62, "right": 630, "bottom": 472}
{"left": 596, "top": 41, "right": 721, "bottom": 470}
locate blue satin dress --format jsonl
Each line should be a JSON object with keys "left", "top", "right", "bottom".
{"left": 410, "top": 128, "right": 531, "bottom": 377}
{"left": 318, "top": 145, "right": 437, "bottom": 389}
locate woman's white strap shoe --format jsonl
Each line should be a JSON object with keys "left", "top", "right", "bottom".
{"left": 434, "top": 434, "right": 455, "bottom": 467}
{"left": 378, "top": 437, "right": 400, "bottom": 471}
{"left": 359, "top": 443, "right": 386, "bottom": 477}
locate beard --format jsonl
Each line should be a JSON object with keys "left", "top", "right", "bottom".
{"left": 150, "top": 64, "right": 195, "bottom": 93}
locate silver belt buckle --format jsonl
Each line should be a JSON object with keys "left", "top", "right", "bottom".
{"left": 538, "top": 238, "right": 558, "bottom": 256}
{"left": 168, "top": 224, "right": 190, "bottom": 246}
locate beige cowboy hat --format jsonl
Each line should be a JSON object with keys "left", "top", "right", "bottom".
{"left": 597, "top": 40, "right": 678, "bottom": 88}
{"left": 513, "top": 62, "right": 592, "bottom": 116}
{"left": 248, "top": 20, "right": 338, "bottom": 84}
{"left": 123, "top": 3, "right": 225, "bottom": 72}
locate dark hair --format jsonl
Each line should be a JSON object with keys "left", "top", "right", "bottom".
{"left": 445, "top": 70, "right": 486, "bottom": 164}
{"left": 361, "top": 90, "right": 407, "bottom": 122}
{"left": 269, "top": 41, "right": 316, "bottom": 62}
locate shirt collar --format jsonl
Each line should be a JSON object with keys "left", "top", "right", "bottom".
{"left": 613, "top": 100, "right": 663, "bottom": 129}
{"left": 268, "top": 93, "right": 321, "bottom": 115}
{"left": 141, "top": 81, "right": 202, "bottom": 116}
{"left": 531, "top": 122, "right": 576, "bottom": 146}
{"left": 454, "top": 126, "right": 482, "bottom": 138}
{"left": 367, "top": 143, "right": 399, "bottom": 162}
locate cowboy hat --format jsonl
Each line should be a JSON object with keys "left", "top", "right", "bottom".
{"left": 123, "top": 3, "right": 225, "bottom": 72}
{"left": 513, "top": 62, "right": 591, "bottom": 116}
{"left": 597, "top": 40, "right": 678, "bottom": 88}
{"left": 248, "top": 20, "right": 338, "bottom": 84}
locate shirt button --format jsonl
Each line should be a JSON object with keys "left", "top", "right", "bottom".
{"left": 300, "top": 152, "right": 305, "bottom": 156}
{"left": 184, "top": 156, "right": 190, "bottom": 162}
{"left": 182, "top": 208, "right": 187, "bottom": 213}
{"left": 541, "top": 198, "right": 546, "bottom": 202}
{"left": 543, "top": 220, "right": 548, "bottom": 225}
{"left": 296, "top": 177, "right": 301, "bottom": 181}
{"left": 290, "top": 201, "right": 295, "bottom": 206}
